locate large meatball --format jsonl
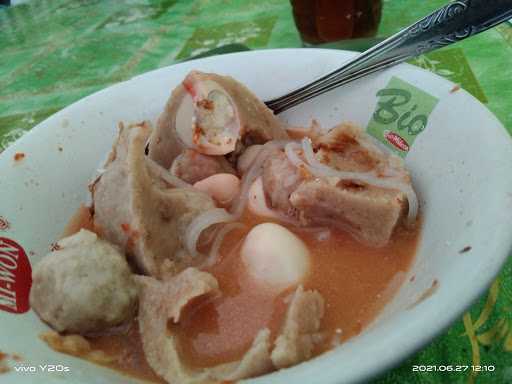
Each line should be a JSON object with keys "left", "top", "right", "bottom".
{"left": 30, "top": 229, "right": 138, "bottom": 334}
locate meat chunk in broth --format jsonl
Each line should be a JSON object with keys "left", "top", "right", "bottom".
{"left": 29, "top": 229, "right": 138, "bottom": 334}
{"left": 291, "top": 180, "right": 407, "bottom": 246}
{"left": 148, "top": 70, "right": 288, "bottom": 169}
{"left": 136, "top": 268, "right": 272, "bottom": 383}
{"left": 271, "top": 286, "right": 325, "bottom": 369}
{"left": 92, "top": 122, "right": 216, "bottom": 277}
{"left": 136, "top": 268, "right": 324, "bottom": 383}
{"left": 261, "top": 149, "right": 303, "bottom": 218}
{"left": 170, "top": 148, "right": 236, "bottom": 184}
{"left": 262, "top": 123, "right": 416, "bottom": 246}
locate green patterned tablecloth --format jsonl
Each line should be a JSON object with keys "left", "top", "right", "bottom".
{"left": 1, "top": 1, "right": 512, "bottom": 383}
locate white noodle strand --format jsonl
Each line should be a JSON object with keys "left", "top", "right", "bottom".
{"left": 185, "top": 208, "right": 235, "bottom": 258}
{"left": 284, "top": 141, "right": 304, "bottom": 168}
{"left": 202, "top": 223, "right": 246, "bottom": 267}
{"left": 301, "top": 138, "right": 418, "bottom": 224}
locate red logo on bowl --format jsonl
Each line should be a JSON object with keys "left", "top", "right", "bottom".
{"left": 384, "top": 130, "right": 410, "bottom": 152}
{"left": 0, "top": 237, "right": 32, "bottom": 314}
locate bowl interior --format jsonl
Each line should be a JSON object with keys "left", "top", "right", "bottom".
{"left": 1, "top": 48, "right": 511, "bottom": 384}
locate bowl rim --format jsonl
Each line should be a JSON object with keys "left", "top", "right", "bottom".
{"left": 1, "top": 47, "right": 511, "bottom": 384}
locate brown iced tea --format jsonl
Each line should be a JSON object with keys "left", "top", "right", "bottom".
{"left": 291, "top": 0, "right": 382, "bottom": 45}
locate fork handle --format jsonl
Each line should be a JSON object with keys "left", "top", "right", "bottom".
{"left": 266, "top": 0, "right": 512, "bottom": 114}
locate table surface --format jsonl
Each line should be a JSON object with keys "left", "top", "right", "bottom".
{"left": 1, "top": 1, "right": 512, "bottom": 383}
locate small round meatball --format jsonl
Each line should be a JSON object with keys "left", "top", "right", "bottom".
{"left": 30, "top": 229, "right": 138, "bottom": 334}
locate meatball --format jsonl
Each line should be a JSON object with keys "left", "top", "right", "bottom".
{"left": 30, "top": 229, "right": 138, "bottom": 334}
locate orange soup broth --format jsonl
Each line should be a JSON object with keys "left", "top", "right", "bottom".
{"left": 59, "top": 206, "right": 420, "bottom": 380}
{"left": 176, "top": 226, "right": 293, "bottom": 368}
{"left": 87, "top": 322, "right": 164, "bottom": 383}
{"left": 176, "top": 211, "right": 420, "bottom": 367}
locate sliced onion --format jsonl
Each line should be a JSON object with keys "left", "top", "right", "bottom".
{"left": 145, "top": 157, "right": 192, "bottom": 189}
{"left": 231, "top": 140, "right": 290, "bottom": 217}
{"left": 202, "top": 222, "right": 246, "bottom": 267}
{"left": 401, "top": 184, "right": 419, "bottom": 225}
{"left": 284, "top": 141, "right": 304, "bottom": 168}
{"left": 301, "top": 138, "right": 418, "bottom": 224}
{"left": 185, "top": 208, "right": 235, "bottom": 258}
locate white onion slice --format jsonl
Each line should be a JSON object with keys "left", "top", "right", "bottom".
{"left": 284, "top": 141, "right": 304, "bottom": 168}
{"left": 145, "top": 157, "right": 192, "bottom": 189}
{"left": 202, "top": 222, "right": 246, "bottom": 267}
{"left": 301, "top": 138, "right": 418, "bottom": 224}
{"left": 185, "top": 208, "right": 235, "bottom": 258}
{"left": 401, "top": 184, "right": 419, "bottom": 225}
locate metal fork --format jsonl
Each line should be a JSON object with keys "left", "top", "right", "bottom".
{"left": 265, "top": 0, "right": 512, "bottom": 114}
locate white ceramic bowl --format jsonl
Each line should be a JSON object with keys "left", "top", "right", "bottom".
{"left": 1, "top": 49, "right": 511, "bottom": 384}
